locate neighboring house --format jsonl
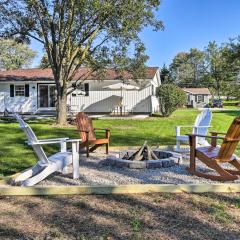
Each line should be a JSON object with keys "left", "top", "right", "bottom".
{"left": 183, "top": 88, "right": 211, "bottom": 108}
{"left": 0, "top": 67, "right": 161, "bottom": 114}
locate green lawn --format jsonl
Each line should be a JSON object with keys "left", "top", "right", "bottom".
{"left": 0, "top": 108, "right": 239, "bottom": 177}
{"left": 223, "top": 100, "right": 240, "bottom": 110}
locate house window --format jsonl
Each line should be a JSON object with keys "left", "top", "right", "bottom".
{"left": 196, "top": 95, "right": 204, "bottom": 103}
{"left": 15, "top": 85, "right": 25, "bottom": 96}
{"left": 10, "top": 84, "right": 29, "bottom": 97}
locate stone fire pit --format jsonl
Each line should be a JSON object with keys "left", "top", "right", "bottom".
{"left": 105, "top": 142, "right": 182, "bottom": 169}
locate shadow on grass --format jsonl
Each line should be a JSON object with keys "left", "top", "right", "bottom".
{"left": 213, "top": 110, "right": 240, "bottom": 117}
{"left": 0, "top": 224, "right": 27, "bottom": 239}
{"left": 1, "top": 193, "right": 240, "bottom": 239}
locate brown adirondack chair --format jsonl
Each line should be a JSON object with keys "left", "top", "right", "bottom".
{"left": 76, "top": 112, "right": 110, "bottom": 157}
{"left": 187, "top": 116, "right": 240, "bottom": 181}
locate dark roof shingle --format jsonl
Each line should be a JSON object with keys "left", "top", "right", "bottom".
{"left": 0, "top": 67, "right": 158, "bottom": 82}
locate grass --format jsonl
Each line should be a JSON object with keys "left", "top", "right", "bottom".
{"left": 223, "top": 100, "right": 240, "bottom": 110}
{"left": 223, "top": 100, "right": 240, "bottom": 106}
{"left": 207, "top": 203, "right": 231, "bottom": 223}
{"left": 0, "top": 108, "right": 240, "bottom": 177}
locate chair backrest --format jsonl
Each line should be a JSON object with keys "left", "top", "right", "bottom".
{"left": 14, "top": 114, "right": 49, "bottom": 164}
{"left": 217, "top": 116, "right": 240, "bottom": 161}
{"left": 75, "top": 112, "right": 96, "bottom": 142}
{"left": 15, "top": 114, "right": 39, "bottom": 143}
{"left": 193, "top": 108, "right": 212, "bottom": 136}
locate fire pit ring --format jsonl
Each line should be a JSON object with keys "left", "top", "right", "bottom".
{"left": 105, "top": 149, "right": 182, "bottom": 169}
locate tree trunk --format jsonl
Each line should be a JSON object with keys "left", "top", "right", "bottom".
{"left": 216, "top": 78, "right": 221, "bottom": 100}
{"left": 56, "top": 87, "right": 68, "bottom": 126}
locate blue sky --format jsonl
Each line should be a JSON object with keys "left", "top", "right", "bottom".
{"left": 31, "top": 0, "right": 240, "bottom": 68}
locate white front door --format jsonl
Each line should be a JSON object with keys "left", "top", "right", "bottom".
{"left": 38, "top": 84, "right": 56, "bottom": 109}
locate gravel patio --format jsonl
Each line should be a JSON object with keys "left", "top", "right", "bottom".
{"left": 19, "top": 149, "right": 240, "bottom": 186}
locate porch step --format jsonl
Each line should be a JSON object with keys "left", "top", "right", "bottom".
{"left": 34, "top": 110, "right": 57, "bottom": 116}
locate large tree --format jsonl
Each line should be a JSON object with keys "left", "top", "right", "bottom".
{"left": 0, "top": 0, "right": 163, "bottom": 125}
{"left": 0, "top": 39, "right": 36, "bottom": 70}
{"left": 204, "top": 41, "right": 231, "bottom": 98}
{"left": 222, "top": 37, "right": 240, "bottom": 99}
{"left": 169, "top": 48, "right": 205, "bottom": 87}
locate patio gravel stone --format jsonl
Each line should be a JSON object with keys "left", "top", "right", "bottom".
{"left": 33, "top": 149, "right": 240, "bottom": 186}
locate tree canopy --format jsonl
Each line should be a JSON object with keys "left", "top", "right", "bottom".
{"left": 0, "top": 39, "right": 36, "bottom": 70}
{"left": 169, "top": 48, "right": 205, "bottom": 86}
{"left": 167, "top": 37, "right": 240, "bottom": 99}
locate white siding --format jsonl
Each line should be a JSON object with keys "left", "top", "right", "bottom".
{"left": 151, "top": 70, "right": 161, "bottom": 87}
{"left": 151, "top": 96, "right": 160, "bottom": 113}
{"left": 69, "top": 85, "right": 154, "bottom": 113}
{"left": 0, "top": 83, "right": 37, "bottom": 113}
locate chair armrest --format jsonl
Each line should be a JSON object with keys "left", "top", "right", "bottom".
{"left": 38, "top": 138, "right": 69, "bottom": 142}
{"left": 66, "top": 139, "right": 82, "bottom": 143}
{"left": 210, "top": 131, "right": 227, "bottom": 135}
{"left": 27, "top": 140, "right": 66, "bottom": 146}
{"left": 27, "top": 138, "right": 81, "bottom": 146}
{"left": 176, "top": 125, "right": 194, "bottom": 128}
{"left": 226, "top": 138, "right": 240, "bottom": 142}
{"left": 194, "top": 125, "right": 212, "bottom": 128}
{"left": 188, "top": 133, "right": 240, "bottom": 146}
{"left": 188, "top": 133, "right": 225, "bottom": 148}
{"left": 187, "top": 134, "right": 225, "bottom": 140}
{"left": 77, "top": 129, "right": 89, "bottom": 133}
{"left": 94, "top": 128, "right": 110, "bottom": 131}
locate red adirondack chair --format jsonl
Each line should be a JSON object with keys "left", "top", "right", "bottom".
{"left": 76, "top": 112, "right": 110, "bottom": 157}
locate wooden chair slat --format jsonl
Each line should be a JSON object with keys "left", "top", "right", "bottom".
{"left": 218, "top": 117, "right": 240, "bottom": 160}
{"left": 187, "top": 116, "right": 240, "bottom": 181}
{"left": 76, "top": 112, "right": 110, "bottom": 157}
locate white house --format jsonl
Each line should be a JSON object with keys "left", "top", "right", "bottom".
{"left": 183, "top": 88, "right": 211, "bottom": 108}
{"left": 0, "top": 67, "right": 161, "bottom": 115}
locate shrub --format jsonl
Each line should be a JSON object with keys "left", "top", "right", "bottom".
{"left": 157, "top": 84, "right": 186, "bottom": 117}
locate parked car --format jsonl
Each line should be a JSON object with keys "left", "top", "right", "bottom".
{"left": 212, "top": 99, "right": 223, "bottom": 108}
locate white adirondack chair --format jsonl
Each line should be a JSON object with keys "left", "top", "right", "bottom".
{"left": 13, "top": 114, "right": 81, "bottom": 186}
{"left": 175, "top": 108, "right": 212, "bottom": 152}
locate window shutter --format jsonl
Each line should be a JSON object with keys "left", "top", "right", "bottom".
{"left": 25, "top": 84, "right": 29, "bottom": 97}
{"left": 10, "top": 85, "right": 14, "bottom": 97}
{"left": 84, "top": 83, "right": 89, "bottom": 96}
